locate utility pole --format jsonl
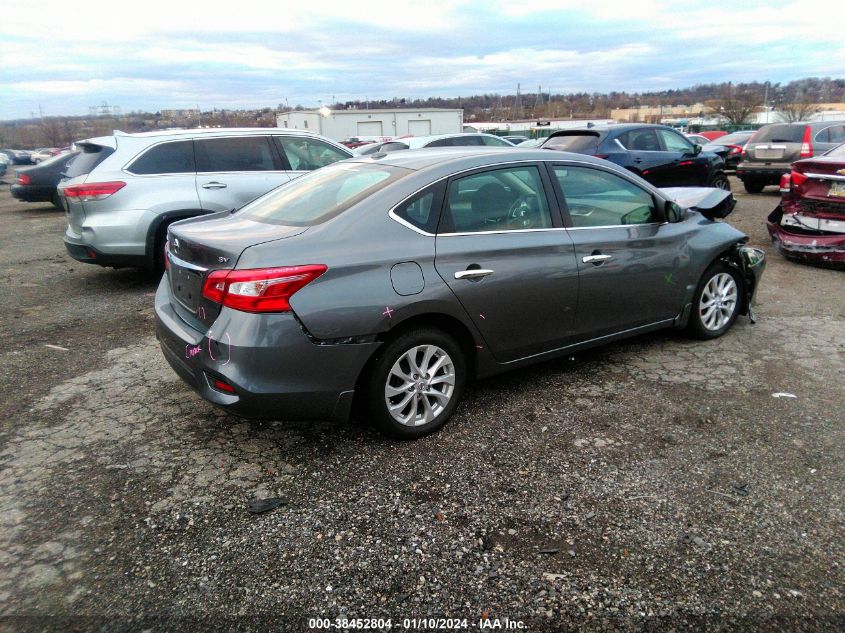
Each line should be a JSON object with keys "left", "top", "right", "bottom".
{"left": 513, "top": 84, "right": 523, "bottom": 121}
{"left": 764, "top": 81, "right": 769, "bottom": 123}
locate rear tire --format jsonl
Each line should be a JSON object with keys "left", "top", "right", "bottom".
{"left": 367, "top": 328, "right": 466, "bottom": 440}
{"left": 709, "top": 172, "right": 730, "bottom": 191}
{"left": 687, "top": 262, "right": 742, "bottom": 340}
{"left": 742, "top": 179, "right": 764, "bottom": 194}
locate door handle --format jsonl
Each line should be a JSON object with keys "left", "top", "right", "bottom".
{"left": 202, "top": 181, "right": 227, "bottom": 189}
{"left": 582, "top": 254, "right": 613, "bottom": 264}
{"left": 454, "top": 269, "right": 494, "bottom": 280}
{"left": 633, "top": 158, "right": 643, "bottom": 163}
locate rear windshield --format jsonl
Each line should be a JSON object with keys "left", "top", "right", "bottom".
{"left": 542, "top": 133, "right": 600, "bottom": 152}
{"left": 825, "top": 143, "right": 845, "bottom": 157}
{"left": 751, "top": 125, "right": 806, "bottom": 144}
{"left": 240, "top": 162, "right": 409, "bottom": 226}
{"left": 64, "top": 144, "right": 114, "bottom": 178}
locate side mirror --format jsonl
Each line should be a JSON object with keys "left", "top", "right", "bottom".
{"left": 693, "top": 143, "right": 702, "bottom": 156}
{"left": 665, "top": 201, "right": 685, "bottom": 223}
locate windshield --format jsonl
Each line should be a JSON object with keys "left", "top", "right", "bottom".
{"left": 241, "top": 162, "right": 410, "bottom": 226}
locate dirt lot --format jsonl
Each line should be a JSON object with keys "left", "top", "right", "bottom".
{"left": 0, "top": 175, "right": 842, "bottom": 632}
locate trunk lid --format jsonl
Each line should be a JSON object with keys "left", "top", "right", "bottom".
{"left": 793, "top": 157, "right": 845, "bottom": 206}
{"left": 166, "top": 214, "right": 309, "bottom": 329}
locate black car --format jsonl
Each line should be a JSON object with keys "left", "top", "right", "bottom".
{"left": 702, "top": 131, "right": 755, "bottom": 171}
{"left": 541, "top": 124, "right": 729, "bottom": 189}
{"left": 11, "top": 151, "right": 79, "bottom": 208}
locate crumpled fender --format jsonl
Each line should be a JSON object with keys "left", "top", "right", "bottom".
{"left": 661, "top": 186, "right": 736, "bottom": 219}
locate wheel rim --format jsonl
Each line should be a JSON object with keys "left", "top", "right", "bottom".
{"left": 384, "top": 344, "right": 455, "bottom": 427}
{"left": 716, "top": 177, "right": 729, "bottom": 190}
{"left": 699, "top": 272, "right": 738, "bottom": 331}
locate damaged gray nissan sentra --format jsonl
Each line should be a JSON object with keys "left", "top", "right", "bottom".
{"left": 155, "top": 148, "right": 765, "bottom": 439}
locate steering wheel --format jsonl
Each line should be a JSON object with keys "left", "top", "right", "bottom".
{"left": 507, "top": 195, "right": 539, "bottom": 229}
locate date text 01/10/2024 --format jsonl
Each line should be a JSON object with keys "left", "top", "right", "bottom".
{"left": 307, "top": 617, "right": 526, "bottom": 629}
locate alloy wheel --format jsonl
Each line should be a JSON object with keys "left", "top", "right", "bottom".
{"left": 699, "top": 272, "right": 738, "bottom": 331}
{"left": 384, "top": 344, "right": 456, "bottom": 427}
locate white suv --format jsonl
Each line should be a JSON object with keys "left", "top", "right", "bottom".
{"left": 60, "top": 128, "right": 352, "bottom": 272}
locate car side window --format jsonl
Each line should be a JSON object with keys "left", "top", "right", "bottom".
{"left": 626, "top": 129, "right": 662, "bottom": 152}
{"left": 393, "top": 183, "right": 444, "bottom": 233}
{"left": 818, "top": 125, "right": 845, "bottom": 143}
{"left": 658, "top": 129, "right": 695, "bottom": 152}
{"left": 128, "top": 141, "right": 195, "bottom": 175}
{"left": 441, "top": 166, "right": 551, "bottom": 234}
{"left": 275, "top": 137, "right": 350, "bottom": 171}
{"left": 195, "top": 136, "right": 279, "bottom": 172}
{"left": 555, "top": 165, "right": 657, "bottom": 228}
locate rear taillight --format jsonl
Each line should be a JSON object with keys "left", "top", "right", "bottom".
{"left": 63, "top": 181, "right": 125, "bottom": 201}
{"left": 212, "top": 378, "right": 236, "bottom": 394}
{"left": 15, "top": 174, "right": 31, "bottom": 185}
{"left": 779, "top": 173, "right": 791, "bottom": 193}
{"left": 593, "top": 154, "right": 609, "bottom": 159}
{"left": 791, "top": 170, "right": 808, "bottom": 188}
{"left": 201, "top": 265, "right": 327, "bottom": 313}
{"left": 728, "top": 145, "right": 742, "bottom": 155}
{"left": 799, "top": 126, "right": 813, "bottom": 158}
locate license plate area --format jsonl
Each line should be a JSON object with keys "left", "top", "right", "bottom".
{"left": 829, "top": 181, "right": 845, "bottom": 198}
{"left": 754, "top": 145, "right": 785, "bottom": 160}
{"left": 170, "top": 266, "right": 203, "bottom": 312}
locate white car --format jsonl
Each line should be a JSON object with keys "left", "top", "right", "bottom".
{"left": 31, "top": 148, "right": 58, "bottom": 163}
{"left": 404, "top": 133, "right": 515, "bottom": 149}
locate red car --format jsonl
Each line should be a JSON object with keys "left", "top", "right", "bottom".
{"left": 767, "top": 143, "right": 845, "bottom": 266}
{"left": 698, "top": 131, "right": 728, "bottom": 141}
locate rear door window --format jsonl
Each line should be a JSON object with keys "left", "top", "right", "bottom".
{"left": 195, "top": 136, "right": 280, "bottom": 172}
{"left": 127, "top": 140, "right": 195, "bottom": 175}
{"left": 65, "top": 144, "right": 115, "bottom": 178}
{"left": 274, "top": 136, "right": 350, "bottom": 171}
{"left": 393, "top": 183, "right": 445, "bottom": 233}
{"left": 441, "top": 165, "right": 552, "bottom": 233}
{"left": 625, "top": 129, "right": 662, "bottom": 151}
{"left": 817, "top": 125, "right": 845, "bottom": 143}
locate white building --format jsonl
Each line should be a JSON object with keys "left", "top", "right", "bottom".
{"left": 277, "top": 108, "right": 464, "bottom": 141}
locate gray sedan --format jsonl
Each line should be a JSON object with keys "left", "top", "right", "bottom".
{"left": 155, "top": 148, "right": 765, "bottom": 439}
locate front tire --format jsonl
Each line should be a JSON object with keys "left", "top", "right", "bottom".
{"left": 709, "top": 172, "right": 730, "bottom": 191}
{"left": 367, "top": 328, "right": 466, "bottom": 440}
{"left": 687, "top": 262, "right": 742, "bottom": 340}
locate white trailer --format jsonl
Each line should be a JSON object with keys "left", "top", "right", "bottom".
{"left": 277, "top": 108, "right": 464, "bottom": 141}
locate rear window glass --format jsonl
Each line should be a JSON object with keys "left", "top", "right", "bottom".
{"left": 712, "top": 132, "right": 754, "bottom": 145}
{"left": 240, "top": 162, "right": 409, "bottom": 226}
{"left": 752, "top": 125, "right": 806, "bottom": 143}
{"left": 542, "top": 133, "right": 600, "bottom": 152}
{"left": 128, "top": 140, "right": 195, "bottom": 174}
{"left": 825, "top": 143, "right": 845, "bottom": 157}
{"left": 64, "top": 145, "right": 114, "bottom": 178}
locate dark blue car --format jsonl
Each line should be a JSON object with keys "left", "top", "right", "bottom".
{"left": 541, "top": 124, "right": 729, "bottom": 190}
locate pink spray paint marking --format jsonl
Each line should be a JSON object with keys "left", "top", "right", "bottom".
{"left": 185, "top": 344, "right": 202, "bottom": 359}
{"left": 383, "top": 306, "right": 394, "bottom": 318}
{"left": 207, "top": 332, "right": 231, "bottom": 366}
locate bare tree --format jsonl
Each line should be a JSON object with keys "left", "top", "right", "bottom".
{"left": 713, "top": 85, "right": 763, "bottom": 126}
{"left": 777, "top": 90, "right": 819, "bottom": 123}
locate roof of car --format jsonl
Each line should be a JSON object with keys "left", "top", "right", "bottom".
{"left": 351, "top": 147, "right": 611, "bottom": 172}
{"left": 113, "top": 127, "right": 315, "bottom": 138}
{"left": 405, "top": 132, "right": 509, "bottom": 149}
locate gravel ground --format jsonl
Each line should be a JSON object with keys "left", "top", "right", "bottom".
{"left": 0, "top": 175, "right": 843, "bottom": 632}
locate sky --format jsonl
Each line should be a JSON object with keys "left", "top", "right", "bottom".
{"left": 1, "top": 0, "right": 844, "bottom": 120}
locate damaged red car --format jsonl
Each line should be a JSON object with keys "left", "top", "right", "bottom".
{"left": 768, "top": 143, "right": 845, "bottom": 266}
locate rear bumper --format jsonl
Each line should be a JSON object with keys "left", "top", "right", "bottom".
{"left": 766, "top": 205, "right": 845, "bottom": 265}
{"left": 154, "top": 277, "right": 381, "bottom": 421}
{"left": 736, "top": 163, "right": 790, "bottom": 183}
{"left": 11, "top": 184, "right": 54, "bottom": 202}
{"left": 64, "top": 238, "right": 147, "bottom": 268}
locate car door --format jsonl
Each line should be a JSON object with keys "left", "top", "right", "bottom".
{"left": 618, "top": 127, "right": 677, "bottom": 185}
{"left": 273, "top": 136, "right": 352, "bottom": 180}
{"left": 194, "top": 135, "right": 290, "bottom": 213}
{"left": 550, "top": 163, "right": 691, "bottom": 338}
{"left": 656, "top": 128, "right": 710, "bottom": 185}
{"left": 433, "top": 163, "right": 579, "bottom": 362}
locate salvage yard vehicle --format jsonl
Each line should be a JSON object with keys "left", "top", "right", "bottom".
{"left": 405, "top": 133, "right": 516, "bottom": 148}
{"left": 155, "top": 148, "right": 765, "bottom": 439}
{"left": 767, "top": 142, "right": 845, "bottom": 266}
{"left": 737, "top": 121, "right": 845, "bottom": 193}
{"left": 702, "top": 130, "right": 755, "bottom": 171}
{"left": 59, "top": 128, "right": 352, "bottom": 272}
{"left": 11, "top": 151, "right": 79, "bottom": 208}
{"left": 540, "top": 124, "right": 730, "bottom": 190}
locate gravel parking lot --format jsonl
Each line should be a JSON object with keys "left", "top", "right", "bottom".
{"left": 0, "top": 175, "right": 843, "bottom": 631}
